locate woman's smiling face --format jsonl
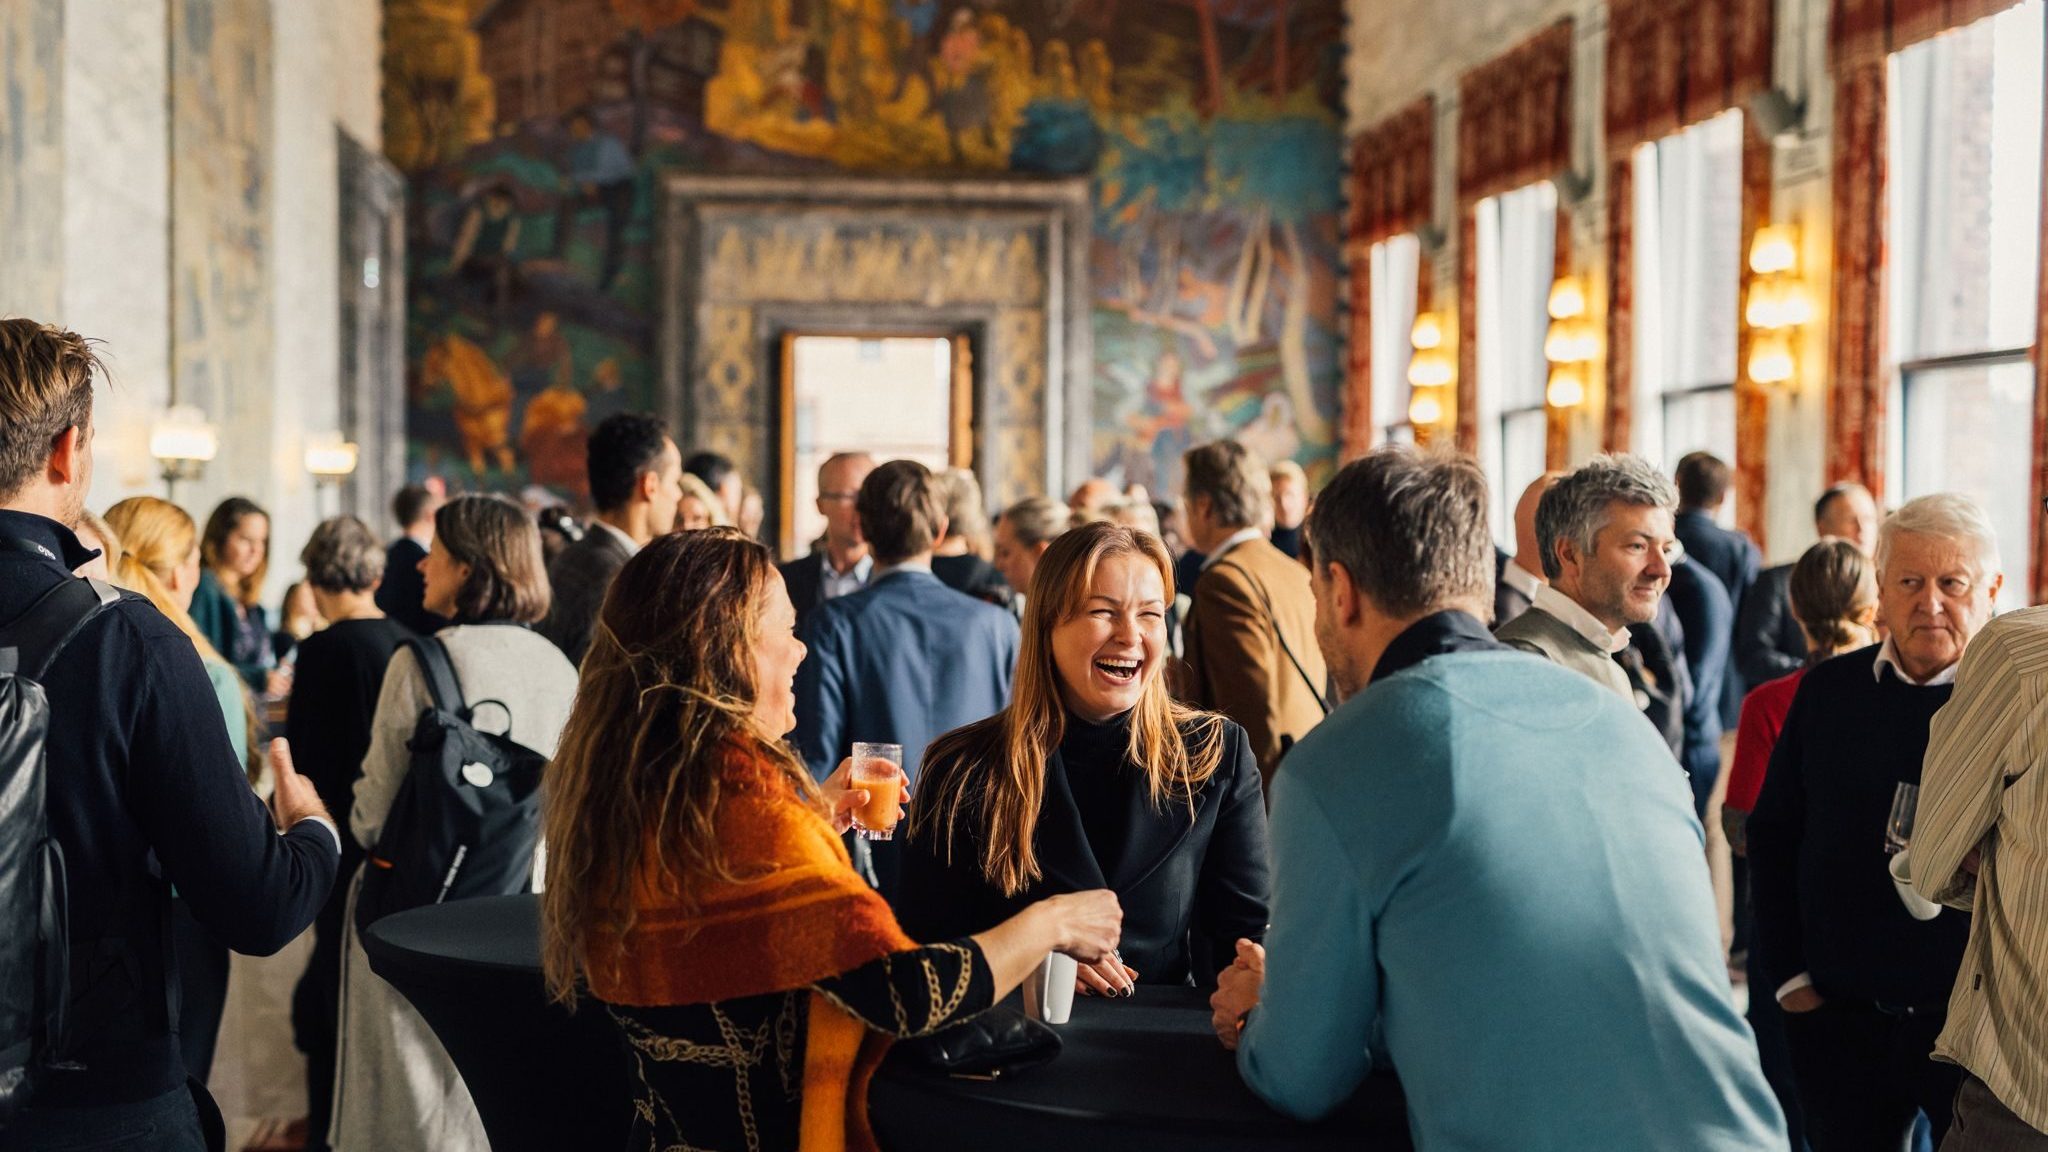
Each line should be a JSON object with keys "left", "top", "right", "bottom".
{"left": 1050, "top": 552, "right": 1167, "bottom": 723}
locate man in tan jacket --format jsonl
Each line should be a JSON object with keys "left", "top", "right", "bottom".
{"left": 1178, "top": 440, "right": 1328, "bottom": 790}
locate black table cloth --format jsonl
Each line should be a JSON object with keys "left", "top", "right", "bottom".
{"left": 364, "top": 894, "right": 1411, "bottom": 1152}
{"left": 360, "top": 895, "right": 632, "bottom": 1152}
{"left": 872, "top": 988, "right": 1411, "bottom": 1152}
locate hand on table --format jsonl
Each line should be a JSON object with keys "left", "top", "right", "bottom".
{"left": 1209, "top": 939, "right": 1265, "bottom": 1051}
{"left": 1076, "top": 954, "right": 1138, "bottom": 998}
{"left": 820, "top": 756, "right": 909, "bottom": 836}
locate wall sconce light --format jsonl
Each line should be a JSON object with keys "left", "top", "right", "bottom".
{"left": 305, "top": 434, "right": 360, "bottom": 483}
{"left": 150, "top": 405, "right": 217, "bottom": 502}
{"left": 1405, "top": 310, "right": 1455, "bottom": 428}
{"left": 1543, "top": 275, "right": 1596, "bottom": 409}
{"left": 1745, "top": 223, "right": 1809, "bottom": 387}
{"left": 1749, "top": 225, "right": 1799, "bottom": 276}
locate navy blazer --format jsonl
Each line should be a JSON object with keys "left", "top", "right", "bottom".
{"left": 897, "top": 718, "right": 1270, "bottom": 987}
{"left": 1674, "top": 509, "right": 1760, "bottom": 727}
{"left": 778, "top": 551, "right": 828, "bottom": 635}
{"left": 1735, "top": 562, "right": 1807, "bottom": 686}
{"left": 1665, "top": 560, "right": 1731, "bottom": 817}
{"left": 791, "top": 569, "right": 1019, "bottom": 787}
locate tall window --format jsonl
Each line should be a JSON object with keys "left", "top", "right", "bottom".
{"left": 1888, "top": 0, "right": 2043, "bottom": 609}
{"left": 1476, "top": 182, "right": 1556, "bottom": 550}
{"left": 1369, "top": 234, "right": 1421, "bottom": 446}
{"left": 1633, "top": 110, "right": 1743, "bottom": 485}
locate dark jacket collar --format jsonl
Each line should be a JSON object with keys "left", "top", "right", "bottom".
{"left": 1038, "top": 724, "right": 1207, "bottom": 895}
{"left": 1371, "top": 609, "right": 1505, "bottom": 684}
{"left": 0, "top": 509, "right": 96, "bottom": 570}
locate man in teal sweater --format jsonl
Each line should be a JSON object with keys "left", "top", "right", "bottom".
{"left": 1210, "top": 448, "right": 1782, "bottom": 1149}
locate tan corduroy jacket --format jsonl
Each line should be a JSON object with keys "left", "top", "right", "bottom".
{"left": 1178, "top": 535, "right": 1327, "bottom": 792}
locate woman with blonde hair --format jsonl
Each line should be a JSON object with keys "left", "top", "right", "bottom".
{"left": 933, "top": 467, "right": 1006, "bottom": 601}
{"left": 101, "top": 495, "right": 261, "bottom": 1085}
{"left": 900, "top": 520, "right": 1269, "bottom": 993}
{"left": 540, "top": 527, "right": 1120, "bottom": 1152}
{"left": 72, "top": 507, "right": 121, "bottom": 581}
{"left": 676, "top": 471, "right": 728, "bottom": 531}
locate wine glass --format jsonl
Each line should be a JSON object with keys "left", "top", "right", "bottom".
{"left": 1885, "top": 782, "right": 1920, "bottom": 855}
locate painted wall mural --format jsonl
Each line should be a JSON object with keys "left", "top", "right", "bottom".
{"left": 388, "top": 0, "right": 1345, "bottom": 499}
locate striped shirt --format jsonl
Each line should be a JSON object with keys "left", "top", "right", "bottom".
{"left": 1913, "top": 605, "right": 2048, "bottom": 1133}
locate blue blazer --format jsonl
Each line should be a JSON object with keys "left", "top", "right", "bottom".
{"left": 1675, "top": 509, "right": 1760, "bottom": 727}
{"left": 791, "top": 569, "right": 1020, "bottom": 787}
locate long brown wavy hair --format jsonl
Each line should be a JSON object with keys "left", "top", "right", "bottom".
{"left": 911, "top": 521, "right": 1225, "bottom": 896}
{"left": 540, "top": 527, "right": 820, "bottom": 1004}
{"left": 104, "top": 496, "right": 260, "bottom": 779}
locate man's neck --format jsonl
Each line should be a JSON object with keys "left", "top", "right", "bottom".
{"left": 873, "top": 551, "right": 933, "bottom": 575}
{"left": 823, "top": 539, "right": 869, "bottom": 575}
{"left": 596, "top": 506, "right": 650, "bottom": 547}
{"left": 1198, "top": 523, "right": 1258, "bottom": 555}
{"left": 1, "top": 490, "right": 70, "bottom": 526}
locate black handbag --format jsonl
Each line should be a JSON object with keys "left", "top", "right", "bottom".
{"left": 896, "top": 1006, "right": 1062, "bottom": 1079}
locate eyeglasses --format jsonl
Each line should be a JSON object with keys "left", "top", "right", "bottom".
{"left": 819, "top": 490, "right": 859, "bottom": 503}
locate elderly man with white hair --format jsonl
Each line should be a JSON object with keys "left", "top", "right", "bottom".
{"left": 1749, "top": 493, "right": 2001, "bottom": 1150}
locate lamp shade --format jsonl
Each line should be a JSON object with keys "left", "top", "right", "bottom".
{"left": 1748, "top": 332, "right": 1796, "bottom": 385}
{"left": 1749, "top": 225, "right": 1798, "bottom": 276}
{"left": 1410, "top": 312, "right": 1445, "bottom": 351}
{"left": 1547, "top": 276, "right": 1587, "bottom": 320}
{"left": 149, "top": 406, "right": 218, "bottom": 464}
{"left": 305, "top": 435, "right": 359, "bottom": 478}
{"left": 1546, "top": 365, "right": 1586, "bottom": 408}
{"left": 1408, "top": 389, "right": 1444, "bottom": 426}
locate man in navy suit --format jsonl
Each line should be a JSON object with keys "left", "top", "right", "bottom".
{"left": 792, "top": 459, "right": 1020, "bottom": 899}
{"left": 1672, "top": 452, "right": 1760, "bottom": 730}
{"left": 375, "top": 484, "right": 445, "bottom": 635}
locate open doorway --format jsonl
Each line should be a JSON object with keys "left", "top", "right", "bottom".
{"left": 778, "top": 331, "right": 974, "bottom": 559}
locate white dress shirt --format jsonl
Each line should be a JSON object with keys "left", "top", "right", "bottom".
{"left": 1200, "top": 527, "right": 1267, "bottom": 572}
{"left": 1530, "top": 582, "right": 1631, "bottom": 655}
{"left": 820, "top": 551, "right": 875, "bottom": 601}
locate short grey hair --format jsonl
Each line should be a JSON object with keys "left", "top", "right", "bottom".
{"left": 1534, "top": 454, "right": 1678, "bottom": 580}
{"left": 299, "top": 515, "right": 386, "bottom": 593}
{"left": 1000, "top": 496, "right": 1071, "bottom": 547}
{"left": 1877, "top": 493, "right": 2001, "bottom": 579}
{"left": 1304, "top": 446, "right": 1493, "bottom": 617}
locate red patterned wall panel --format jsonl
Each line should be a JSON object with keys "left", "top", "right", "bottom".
{"left": 1457, "top": 209, "right": 1479, "bottom": 455}
{"left": 1605, "top": 155, "right": 1636, "bottom": 454}
{"left": 1457, "top": 21, "right": 1575, "bottom": 203}
{"left": 1348, "top": 97, "right": 1436, "bottom": 249}
{"left": 1735, "top": 119, "right": 1774, "bottom": 552}
{"left": 1827, "top": 61, "right": 1889, "bottom": 498}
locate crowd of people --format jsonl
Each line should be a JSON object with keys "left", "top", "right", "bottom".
{"left": 3, "top": 312, "right": 2044, "bottom": 1152}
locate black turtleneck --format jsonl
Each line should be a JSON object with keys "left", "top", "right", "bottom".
{"left": 1058, "top": 709, "right": 1142, "bottom": 882}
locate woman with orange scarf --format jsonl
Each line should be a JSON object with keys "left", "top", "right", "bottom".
{"left": 541, "top": 528, "right": 1121, "bottom": 1152}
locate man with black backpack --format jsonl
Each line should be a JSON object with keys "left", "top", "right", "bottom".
{"left": 0, "top": 319, "right": 338, "bottom": 1151}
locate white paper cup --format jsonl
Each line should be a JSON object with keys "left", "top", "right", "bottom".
{"left": 1023, "top": 953, "right": 1077, "bottom": 1024}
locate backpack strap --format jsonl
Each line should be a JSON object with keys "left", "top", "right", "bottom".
{"left": 0, "top": 577, "right": 119, "bottom": 680}
{"left": 404, "top": 635, "right": 468, "bottom": 719}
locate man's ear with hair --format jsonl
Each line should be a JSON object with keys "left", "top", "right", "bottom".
{"left": 1325, "top": 558, "right": 1364, "bottom": 629}
{"left": 932, "top": 513, "right": 950, "bottom": 549}
{"left": 50, "top": 424, "right": 87, "bottom": 488}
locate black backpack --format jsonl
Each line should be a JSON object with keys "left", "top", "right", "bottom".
{"left": 354, "top": 635, "right": 548, "bottom": 934}
{"left": 0, "top": 576, "right": 117, "bottom": 1126}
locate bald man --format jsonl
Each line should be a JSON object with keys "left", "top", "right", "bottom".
{"left": 1494, "top": 473, "right": 1562, "bottom": 627}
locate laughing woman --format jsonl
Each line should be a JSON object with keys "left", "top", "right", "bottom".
{"left": 900, "top": 521, "right": 1271, "bottom": 992}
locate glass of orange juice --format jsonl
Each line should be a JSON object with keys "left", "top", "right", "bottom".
{"left": 849, "top": 742, "right": 904, "bottom": 840}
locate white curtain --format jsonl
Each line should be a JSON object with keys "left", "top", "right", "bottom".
{"left": 1369, "top": 235, "right": 1421, "bottom": 444}
{"left": 1632, "top": 110, "right": 1742, "bottom": 476}
{"left": 1477, "top": 181, "right": 1556, "bottom": 548}
{"left": 1888, "top": 0, "right": 2043, "bottom": 608}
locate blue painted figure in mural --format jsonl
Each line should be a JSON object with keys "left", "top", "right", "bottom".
{"left": 551, "top": 110, "right": 637, "bottom": 290}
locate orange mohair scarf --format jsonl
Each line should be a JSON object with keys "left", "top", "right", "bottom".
{"left": 586, "top": 745, "right": 916, "bottom": 1152}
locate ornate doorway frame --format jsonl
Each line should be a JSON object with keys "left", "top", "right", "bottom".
{"left": 656, "top": 173, "right": 1091, "bottom": 542}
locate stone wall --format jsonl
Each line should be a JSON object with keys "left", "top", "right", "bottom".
{"left": 39, "top": 0, "right": 386, "bottom": 600}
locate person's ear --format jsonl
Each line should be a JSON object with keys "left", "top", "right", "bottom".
{"left": 638, "top": 468, "right": 660, "bottom": 504}
{"left": 1327, "top": 560, "right": 1364, "bottom": 628}
{"left": 933, "top": 513, "right": 950, "bottom": 546}
{"left": 1987, "top": 573, "right": 2005, "bottom": 606}
{"left": 48, "top": 425, "right": 86, "bottom": 488}
{"left": 1553, "top": 536, "right": 1579, "bottom": 581}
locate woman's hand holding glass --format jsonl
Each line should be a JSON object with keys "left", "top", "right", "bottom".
{"left": 820, "top": 755, "right": 909, "bottom": 836}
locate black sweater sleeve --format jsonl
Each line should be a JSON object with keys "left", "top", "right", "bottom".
{"left": 1192, "top": 725, "right": 1271, "bottom": 980}
{"left": 811, "top": 939, "right": 994, "bottom": 1038}
{"left": 1746, "top": 675, "right": 1811, "bottom": 993}
{"left": 129, "top": 629, "right": 337, "bottom": 955}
